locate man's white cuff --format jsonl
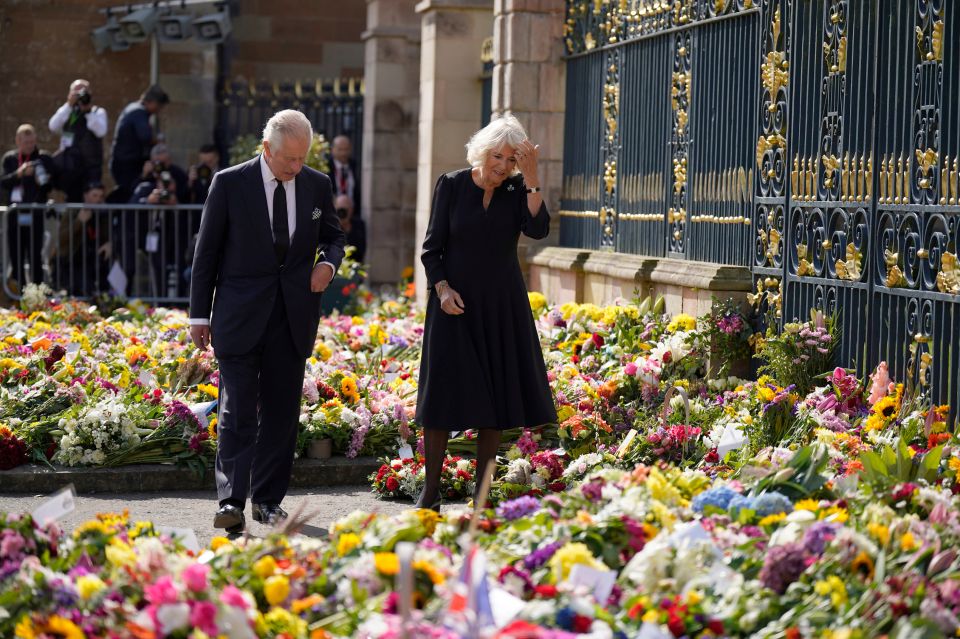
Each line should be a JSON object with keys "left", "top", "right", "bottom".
{"left": 189, "top": 318, "right": 209, "bottom": 326}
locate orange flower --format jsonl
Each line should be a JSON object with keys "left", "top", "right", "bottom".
{"left": 598, "top": 380, "right": 617, "bottom": 399}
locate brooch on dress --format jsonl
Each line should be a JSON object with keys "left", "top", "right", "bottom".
{"left": 506, "top": 184, "right": 515, "bottom": 191}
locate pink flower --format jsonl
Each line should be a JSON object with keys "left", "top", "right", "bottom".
{"left": 868, "top": 361, "right": 894, "bottom": 406}
{"left": 181, "top": 562, "right": 209, "bottom": 593}
{"left": 624, "top": 361, "right": 638, "bottom": 376}
{"left": 189, "top": 600, "right": 219, "bottom": 636}
{"left": 145, "top": 576, "right": 180, "bottom": 605}
{"left": 219, "top": 585, "right": 249, "bottom": 609}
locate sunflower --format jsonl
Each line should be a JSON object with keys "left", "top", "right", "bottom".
{"left": 851, "top": 550, "right": 874, "bottom": 580}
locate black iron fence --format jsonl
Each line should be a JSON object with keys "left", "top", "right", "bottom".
{"left": 561, "top": 0, "right": 960, "bottom": 408}
{"left": 0, "top": 203, "right": 203, "bottom": 306}
{"left": 216, "top": 77, "right": 364, "bottom": 166}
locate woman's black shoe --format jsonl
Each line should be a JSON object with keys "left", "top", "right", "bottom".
{"left": 415, "top": 492, "right": 442, "bottom": 512}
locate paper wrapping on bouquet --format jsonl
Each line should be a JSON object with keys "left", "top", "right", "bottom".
{"left": 567, "top": 564, "right": 617, "bottom": 603}
{"left": 637, "top": 622, "right": 673, "bottom": 639}
{"left": 155, "top": 525, "right": 200, "bottom": 552}
{"left": 190, "top": 399, "right": 218, "bottom": 429}
{"left": 716, "top": 423, "right": 747, "bottom": 458}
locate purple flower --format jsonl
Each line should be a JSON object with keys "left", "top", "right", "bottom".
{"left": 580, "top": 479, "right": 604, "bottom": 502}
{"left": 517, "top": 429, "right": 538, "bottom": 455}
{"left": 496, "top": 495, "right": 541, "bottom": 521}
{"left": 759, "top": 542, "right": 808, "bottom": 594}
{"left": 802, "top": 521, "right": 836, "bottom": 555}
{"left": 523, "top": 540, "right": 563, "bottom": 570}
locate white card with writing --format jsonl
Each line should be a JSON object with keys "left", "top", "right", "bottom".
{"left": 397, "top": 443, "right": 414, "bottom": 459}
{"left": 567, "top": 564, "right": 617, "bottom": 603}
{"left": 32, "top": 485, "right": 77, "bottom": 525}
{"left": 489, "top": 587, "right": 527, "bottom": 628}
{"left": 156, "top": 525, "right": 201, "bottom": 552}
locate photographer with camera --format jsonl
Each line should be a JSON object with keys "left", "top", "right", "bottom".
{"left": 188, "top": 144, "right": 220, "bottom": 205}
{"left": 48, "top": 79, "right": 108, "bottom": 202}
{"left": 2, "top": 124, "right": 54, "bottom": 291}
{"left": 121, "top": 144, "right": 188, "bottom": 297}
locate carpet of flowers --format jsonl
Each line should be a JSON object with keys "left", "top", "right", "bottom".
{"left": 4, "top": 285, "right": 960, "bottom": 636}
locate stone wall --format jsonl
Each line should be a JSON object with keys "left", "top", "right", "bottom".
{"left": 362, "top": 1, "right": 422, "bottom": 284}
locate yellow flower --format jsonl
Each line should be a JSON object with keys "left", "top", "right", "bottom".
{"left": 819, "top": 505, "right": 849, "bottom": 523}
{"left": 375, "top": 552, "right": 400, "bottom": 575}
{"left": 337, "top": 532, "right": 361, "bottom": 556}
{"left": 264, "top": 575, "right": 290, "bottom": 606}
{"left": 341, "top": 377, "right": 358, "bottom": 396}
{"left": 866, "top": 522, "right": 890, "bottom": 547}
{"left": 47, "top": 616, "right": 85, "bottom": 639}
{"left": 759, "top": 512, "right": 787, "bottom": 527}
{"left": 351, "top": 316, "right": 365, "bottom": 325}
{"left": 576, "top": 510, "right": 595, "bottom": 526}
{"left": 949, "top": 457, "right": 960, "bottom": 473}
{"left": 197, "top": 383, "right": 219, "bottom": 398}
{"left": 814, "top": 575, "right": 848, "bottom": 609}
{"left": 316, "top": 342, "right": 333, "bottom": 361}
{"left": 757, "top": 386, "right": 777, "bottom": 403}
{"left": 667, "top": 313, "right": 696, "bottom": 332}
{"left": 0, "top": 358, "right": 21, "bottom": 369}
{"left": 413, "top": 559, "right": 446, "bottom": 585}
{"left": 794, "top": 499, "right": 821, "bottom": 511}
{"left": 414, "top": 509, "right": 440, "bottom": 536}
{"left": 900, "top": 531, "right": 919, "bottom": 551}
{"left": 528, "top": 292, "right": 548, "bottom": 312}
{"left": 851, "top": 550, "right": 875, "bottom": 580}
{"left": 210, "top": 536, "right": 231, "bottom": 551}
{"left": 207, "top": 417, "right": 218, "bottom": 440}
{"left": 76, "top": 574, "right": 106, "bottom": 601}
{"left": 548, "top": 542, "right": 605, "bottom": 583}
{"left": 14, "top": 616, "right": 35, "bottom": 639}
{"left": 105, "top": 542, "right": 137, "bottom": 568}
{"left": 559, "top": 301, "right": 580, "bottom": 320}
{"left": 253, "top": 555, "right": 278, "bottom": 578}
{"left": 73, "top": 520, "right": 110, "bottom": 539}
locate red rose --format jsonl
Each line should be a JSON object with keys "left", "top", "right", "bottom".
{"left": 385, "top": 477, "right": 399, "bottom": 491}
{"left": 666, "top": 613, "right": 686, "bottom": 637}
{"left": 534, "top": 584, "right": 557, "bottom": 598}
{"left": 591, "top": 333, "right": 604, "bottom": 349}
{"left": 572, "top": 615, "right": 592, "bottom": 633}
{"left": 707, "top": 619, "right": 725, "bottom": 634}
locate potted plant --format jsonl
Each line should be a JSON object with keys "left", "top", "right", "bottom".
{"left": 297, "top": 416, "right": 335, "bottom": 460}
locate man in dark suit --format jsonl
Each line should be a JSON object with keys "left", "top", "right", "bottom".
{"left": 326, "top": 135, "right": 361, "bottom": 215}
{"left": 189, "top": 110, "right": 345, "bottom": 534}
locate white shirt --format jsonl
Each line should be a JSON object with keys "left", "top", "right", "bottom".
{"left": 333, "top": 160, "right": 355, "bottom": 198}
{"left": 48, "top": 104, "right": 108, "bottom": 150}
{"left": 188, "top": 155, "right": 335, "bottom": 327}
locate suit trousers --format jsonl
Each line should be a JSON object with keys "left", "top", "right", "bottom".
{"left": 215, "top": 287, "right": 306, "bottom": 506}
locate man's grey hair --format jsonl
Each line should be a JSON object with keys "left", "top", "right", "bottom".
{"left": 263, "top": 109, "right": 313, "bottom": 150}
{"left": 465, "top": 114, "right": 528, "bottom": 174}
{"left": 150, "top": 143, "right": 169, "bottom": 160}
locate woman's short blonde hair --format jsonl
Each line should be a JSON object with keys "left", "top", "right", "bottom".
{"left": 465, "top": 114, "right": 528, "bottom": 175}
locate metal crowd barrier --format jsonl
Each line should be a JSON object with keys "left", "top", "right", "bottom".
{"left": 0, "top": 202, "right": 203, "bottom": 306}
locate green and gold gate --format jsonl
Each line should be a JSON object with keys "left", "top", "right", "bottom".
{"left": 561, "top": 0, "right": 960, "bottom": 407}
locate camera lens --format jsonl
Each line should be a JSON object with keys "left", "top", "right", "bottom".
{"left": 77, "top": 90, "right": 92, "bottom": 106}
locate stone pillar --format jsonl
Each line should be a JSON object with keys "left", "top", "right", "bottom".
{"left": 414, "top": 0, "right": 494, "bottom": 304}
{"left": 492, "top": 0, "right": 566, "bottom": 272}
{"left": 362, "top": 0, "right": 422, "bottom": 284}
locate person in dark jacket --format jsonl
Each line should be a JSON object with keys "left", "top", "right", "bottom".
{"left": 2, "top": 124, "right": 54, "bottom": 290}
{"left": 108, "top": 85, "right": 168, "bottom": 202}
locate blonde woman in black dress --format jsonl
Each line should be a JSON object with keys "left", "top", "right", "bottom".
{"left": 415, "top": 115, "right": 557, "bottom": 510}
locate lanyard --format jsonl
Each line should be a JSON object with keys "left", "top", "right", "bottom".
{"left": 67, "top": 109, "right": 80, "bottom": 129}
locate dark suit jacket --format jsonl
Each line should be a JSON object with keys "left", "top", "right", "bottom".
{"left": 189, "top": 155, "right": 346, "bottom": 359}
{"left": 325, "top": 158, "right": 361, "bottom": 213}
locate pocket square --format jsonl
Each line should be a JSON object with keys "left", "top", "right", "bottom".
{"left": 312, "top": 208, "right": 322, "bottom": 220}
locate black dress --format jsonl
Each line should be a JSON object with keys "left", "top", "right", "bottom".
{"left": 416, "top": 168, "right": 557, "bottom": 431}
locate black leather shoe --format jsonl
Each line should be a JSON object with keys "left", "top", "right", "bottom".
{"left": 252, "top": 503, "right": 288, "bottom": 525}
{"left": 414, "top": 492, "right": 441, "bottom": 513}
{"left": 213, "top": 504, "right": 245, "bottom": 534}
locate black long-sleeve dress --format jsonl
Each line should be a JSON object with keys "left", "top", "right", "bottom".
{"left": 415, "top": 168, "right": 557, "bottom": 431}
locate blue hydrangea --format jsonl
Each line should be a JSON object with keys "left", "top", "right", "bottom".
{"left": 691, "top": 486, "right": 740, "bottom": 513}
{"left": 727, "top": 494, "right": 756, "bottom": 515}
{"left": 753, "top": 491, "right": 794, "bottom": 517}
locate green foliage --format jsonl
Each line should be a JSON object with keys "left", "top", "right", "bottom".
{"left": 228, "top": 132, "right": 331, "bottom": 174}
{"left": 756, "top": 310, "right": 839, "bottom": 395}
{"left": 859, "top": 438, "right": 944, "bottom": 489}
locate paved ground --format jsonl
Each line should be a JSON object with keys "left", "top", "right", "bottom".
{"left": 0, "top": 486, "right": 444, "bottom": 546}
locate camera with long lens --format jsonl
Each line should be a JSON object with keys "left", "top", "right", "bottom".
{"left": 76, "top": 88, "right": 92, "bottom": 107}
{"left": 157, "top": 170, "right": 174, "bottom": 203}
{"left": 196, "top": 164, "right": 212, "bottom": 182}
